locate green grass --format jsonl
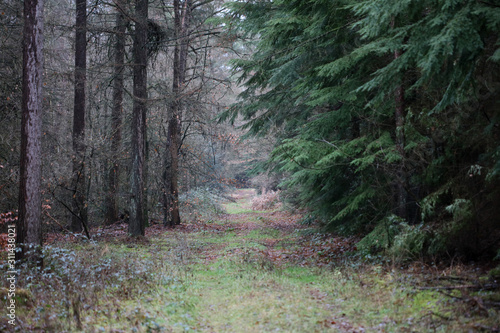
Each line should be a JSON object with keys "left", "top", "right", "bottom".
{"left": 224, "top": 202, "right": 264, "bottom": 215}
{"left": 2, "top": 190, "right": 499, "bottom": 332}
{"left": 223, "top": 188, "right": 267, "bottom": 215}
{"left": 246, "top": 228, "right": 282, "bottom": 240}
{"left": 4, "top": 236, "right": 499, "bottom": 332}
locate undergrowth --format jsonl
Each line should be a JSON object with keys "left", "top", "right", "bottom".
{"left": 251, "top": 190, "right": 281, "bottom": 211}
{"left": 179, "top": 187, "right": 227, "bottom": 223}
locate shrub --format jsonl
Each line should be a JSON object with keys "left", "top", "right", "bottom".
{"left": 357, "top": 215, "right": 431, "bottom": 262}
{"left": 357, "top": 215, "right": 404, "bottom": 255}
{"left": 179, "top": 187, "right": 227, "bottom": 222}
{"left": 251, "top": 190, "right": 281, "bottom": 211}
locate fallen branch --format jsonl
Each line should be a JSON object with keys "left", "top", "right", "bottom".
{"left": 54, "top": 197, "right": 91, "bottom": 240}
{"left": 418, "top": 283, "right": 499, "bottom": 291}
{"left": 470, "top": 324, "right": 499, "bottom": 332}
{"left": 435, "top": 287, "right": 500, "bottom": 313}
{"left": 436, "top": 276, "right": 466, "bottom": 280}
{"left": 44, "top": 210, "right": 71, "bottom": 233}
{"left": 429, "top": 311, "right": 451, "bottom": 321}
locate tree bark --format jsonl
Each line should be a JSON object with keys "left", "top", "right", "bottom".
{"left": 394, "top": 48, "right": 408, "bottom": 220}
{"left": 71, "top": 0, "right": 88, "bottom": 232}
{"left": 390, "top": 17, "right": 408, "bottom": 220}
{"left": 164, "top": 0, "right": 192, "bottom": 227}
{"left": 17, "top": 0, "right": 44, "bottom": 261}
{"left": 129, "top": 0, "right": 148, "bottom": 236}
{"left": 165, "top": 115, "right": 181, "bottom": 227}
{"left": 105, "top": 0, "right": 126, "bottom": 225}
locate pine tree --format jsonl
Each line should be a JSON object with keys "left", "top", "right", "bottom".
{"left": 17, "top": 0, "right": 44, "bottom": 261}
{"left": 223, "top": 0, "right": 500, "bottom": 258}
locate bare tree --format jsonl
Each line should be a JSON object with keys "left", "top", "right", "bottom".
{"left": 71, "top": 0, "right": 88, "bottom": 232}
{"left": 163, "top": 0, "right": 192, "bottom": 227}
{"left": 129, "top": 0, "right": 148, "bottom": 236}
{"left": 17, "top": 0, "right": 44, "bottom": 261}
{"left": 105, "top": 0, "right": 127, "bottom": 225}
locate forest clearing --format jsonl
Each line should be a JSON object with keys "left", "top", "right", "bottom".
{"left": 1, "top": 189, "right": 499, "bottom": 332}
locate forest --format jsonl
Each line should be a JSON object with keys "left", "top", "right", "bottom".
{"left": 1, "top": 0, "right": 500, "bottom": 331}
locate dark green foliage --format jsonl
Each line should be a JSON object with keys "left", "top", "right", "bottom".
{"left": 147, "top": 19, "right": 167, "bottom": 57}
{"left": 222, "top": 0, "right": 500, "bottom": 260}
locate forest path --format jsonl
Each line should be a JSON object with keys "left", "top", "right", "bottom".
{"left": 10, "top": 189, "right": 488, "bottom": 332}
{"left": 141, "top": 189, "right": 488, "bottom": 332}
{"left": 146, "top": 188, "right": 364, "bottom": 332}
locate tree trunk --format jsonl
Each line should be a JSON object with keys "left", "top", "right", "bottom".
{"left": 17, "top": 0, "right": 44, "bottom": 262}
{"left": 164, "top": 0, "right": 191, "bottom": 227}
{"left": 144, "top": 130, "right": 150, "bottom": 227}
{"left": 390, "top": 17, "right": 408, "bottom": 220}
{"left": 165, "top": 114, "right": 181, "bottom": 227}
{"left": 129, "top": 0, "right": 148, "bottom": 236}
{"left": 394, "top": 48, "right": 408, "bottom": 220}
{"left": 105, "top": 0, "right": 126, "bottom": 225}
{"left": 71, "top": 0, "right": 88, "bottom": 232}
{"left": 162, "top": 150, "right": 172, "bottom": 225}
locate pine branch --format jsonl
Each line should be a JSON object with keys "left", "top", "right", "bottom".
{"left": 478, "top": 1, "right": 500, "bottom": 8}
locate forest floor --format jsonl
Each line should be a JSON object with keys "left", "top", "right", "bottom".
{"left": 1, "top": 188, "right": 500, "bottom": 332}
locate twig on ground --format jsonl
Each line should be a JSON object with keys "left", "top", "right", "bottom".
{"left": 44, "top": 210, "right": 71, "bottom": 232}
{"left": 429, "top": 310, "right": 451, "bottom": 321}
{"left": 419, "top": 283, "right": 499, "bottom": 291}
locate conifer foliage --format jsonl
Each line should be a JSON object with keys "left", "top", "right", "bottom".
{"left": 222, "top": 0, "right": 500, "bottom": 259}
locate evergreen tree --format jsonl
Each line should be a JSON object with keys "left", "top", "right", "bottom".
{"left": 222, "top": 0, "right": 500, "bottom": 258}
{"left": 17, "top": 0, "right": 44, "bottom": 261}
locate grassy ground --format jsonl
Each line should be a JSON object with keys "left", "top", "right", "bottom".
{"left": 1, "top": 188, "right": 499, "bottom": 332}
